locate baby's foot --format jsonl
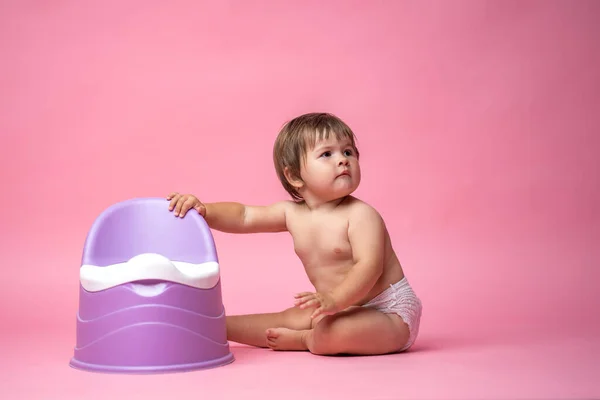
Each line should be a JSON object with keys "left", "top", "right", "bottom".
{"left": 265, "top": 328, "right": 309, "bottom": 351}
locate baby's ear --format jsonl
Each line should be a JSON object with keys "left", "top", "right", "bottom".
{"left": 284, "top": 166, "right": 304, "bottom": 190}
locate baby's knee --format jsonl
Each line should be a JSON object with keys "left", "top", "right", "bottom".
{"left": 308, "top": 317, "right": 341, "bottom": 355}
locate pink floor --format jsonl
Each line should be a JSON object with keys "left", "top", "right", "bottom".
{"left": 2, "top": 328, "right": 598, "bottom": 399}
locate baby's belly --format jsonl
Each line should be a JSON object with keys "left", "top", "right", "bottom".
{"left": 304, "top": 262, "right": 353, "bottom": 293}
{"left": 303, "top": 255, "right": 404, "bottom": 305}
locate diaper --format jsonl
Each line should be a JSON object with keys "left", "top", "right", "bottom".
{"left": 363, "top": 277, "right": 422, "bottom": 352}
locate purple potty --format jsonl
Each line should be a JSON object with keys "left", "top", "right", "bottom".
{"left": 69, "top": 197, "right": 234, "bottom": 373}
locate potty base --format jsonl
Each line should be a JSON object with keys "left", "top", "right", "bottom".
{"left": 69, "top": 353, "right": 234, "bottom": 374}
{"left": 70, "top": 281, "right": 233, "bottom": 374}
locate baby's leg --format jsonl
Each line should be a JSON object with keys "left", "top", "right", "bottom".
{"left": 226, "top": 306, "right": 312, "bottom": 348}
{"left": 267, "top": 307, "right": 409, "bottom": 355}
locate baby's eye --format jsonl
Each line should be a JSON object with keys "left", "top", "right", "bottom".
{"left": 344, "top": 149, "right": 353, "bottom": 156}
{"left": 321, "top": 151, "right": 332, "bottom": 157}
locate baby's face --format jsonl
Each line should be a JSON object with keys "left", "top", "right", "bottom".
{"left": 300, "top": 135, "right": 361, "bottom": 201}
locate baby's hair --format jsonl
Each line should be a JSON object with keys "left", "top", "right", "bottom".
{"left": 273, "top": 112, "right": 360, "bottom": 201}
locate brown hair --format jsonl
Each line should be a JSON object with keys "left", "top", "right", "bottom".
{"left": 273, "top": 112, "right": 360, "bottom": 201}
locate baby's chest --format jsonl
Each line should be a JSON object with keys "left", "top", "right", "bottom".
{"left": 288, "top": 218, "right": 353, "bottom": 261}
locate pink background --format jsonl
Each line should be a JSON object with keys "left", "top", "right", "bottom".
{"left": 1, "top": 0, "right": 598, "bottom": 398}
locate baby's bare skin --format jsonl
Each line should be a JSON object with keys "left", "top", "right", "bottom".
{"left": 261, "top": 196, "right": 410, "bottom": 354}
{"left": 167, "top": 132, "right": 412, "bottom": 355}
{"left": 287, "top": 196, "right": 404, "bottom": 309}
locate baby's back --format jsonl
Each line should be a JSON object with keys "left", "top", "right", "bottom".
{"left": 286, "top": 196, "right": 405, "bottom": 306}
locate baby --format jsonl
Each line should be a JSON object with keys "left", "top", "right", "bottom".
{"left": 167, "top": 112, "right": 422, "bottom": 355}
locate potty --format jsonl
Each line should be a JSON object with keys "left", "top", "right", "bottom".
{"left": 69, "top": 197, "right": 234, "bottom": 373}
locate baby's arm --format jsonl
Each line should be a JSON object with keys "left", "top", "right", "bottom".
{"left": 330, "top": 204, "right": 386, "bottom": 309}
{"left": 204, "top": 201, "right": 291, "bottom": 234}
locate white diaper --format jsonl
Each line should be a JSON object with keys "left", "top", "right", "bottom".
{"left": 363, "top": 277, "right": 423, "bottom": 352}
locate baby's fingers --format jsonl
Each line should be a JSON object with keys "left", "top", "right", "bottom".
{"left": 293, "top": 293, "right": 314, "bottom": 307}
{"left": 168, "top": 194, "right": 181, "bottom": 211}
{"left": 310, "top": 307, "right": 324, "bottom": 319}
{"left": 178, "top": 197, "right": 197, "bottom": 218}
{"left": 294, "top": 292, "right": 313, "bottom": 299}
{"left": 298, "top": 298, "right": 320, "bottom": 309}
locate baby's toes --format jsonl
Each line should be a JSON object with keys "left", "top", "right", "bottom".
{"left": 265, "top": 328, "right": 280, "bottom": 339}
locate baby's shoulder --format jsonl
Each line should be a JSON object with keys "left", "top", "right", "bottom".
{"left": 344, "top": 197, "right": 385, "bottom": 223}
{"left": 343, "top": 198, "right": 389, "bottom": 242}
{"left": 277, "top": 200, "right": 307, "bottom": 221}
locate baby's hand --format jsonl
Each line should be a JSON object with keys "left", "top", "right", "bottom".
{"left": 294, "top": 291, "right": 340, "bottom": 319}
{"left": 166, "top": 192, "right": 206, "bottom": 218}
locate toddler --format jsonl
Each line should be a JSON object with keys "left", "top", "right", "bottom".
{"left": 167, "top": 112, "right": 422, "bottom": 355}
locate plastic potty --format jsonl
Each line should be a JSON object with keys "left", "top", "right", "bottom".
{"left": 69, "top": 197, "right": 234, "bottom": 373}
